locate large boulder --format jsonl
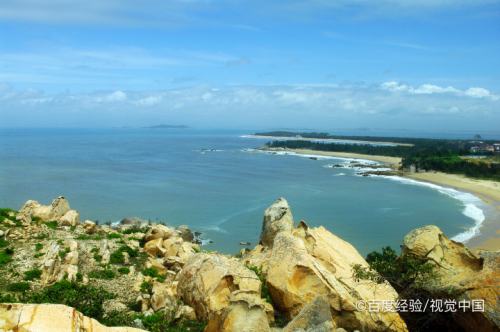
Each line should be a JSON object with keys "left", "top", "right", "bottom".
{"left": 0, "top": 303, "right": 145, "bottom": 332}
{"left": 59, "top": 209, "right": 80, "bottom": 226}
{"left": 403, "top": 225, "right": 500, "bottom": 331}
{"left": 177, "top": 253, "right": 271, "bottom": 332}
{"left": 260, "top": 197, "right": 294, "bottom": 247}
{"left": 244, "top": 200, "right": 408, "bottom": 332}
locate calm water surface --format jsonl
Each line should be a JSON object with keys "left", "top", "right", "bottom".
{"left": 0, "top": 128, "right": 477, "bottom": 255}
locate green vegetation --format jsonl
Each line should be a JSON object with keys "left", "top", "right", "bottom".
{"left": 142, "top": 267, "right": 166, "bottom": 282}
{"left": 246, "top": 265, "right": 272, "bottom": 304}
{"left": 75, "top": 234, "right": 105, "bottom": 240}
{"left": 110, "top": 245, "right": 139, "bottom": 265}
{"left": 354, "top": 246, "right": 460, "bottom": 332}
{"left": 0, "top": 247, "right": 14, "bottom": 266}
{"left": 27, "top": 280, "right": 114, "bottom": 321}
{"left": 88, "top": 268, "right": 116, "bottom": 279}
{"left": 121, "top": 225, "right": 147, "bottom": 234}
{"left": 0, "top": 238, "right": 8, "bottom": 248}
{"left": 45, "top": 220, "right": 58, "bottom": 230}
{"left": 107, "top": 233, "right": 122, "bottom": 239}
{"left": 59, "top": 247, "right": 70, "bottom": 259}
{"left": 118, "top": 266, "right": 130, "bottom": 274}
{"left": 140, "top": 280, "right": 153, "bottom": 293}
{"left": 261, "top": 131, "right": 500, "bottom": 181}
{"left": 353, "top": 246, "right": 436, "bottom": 290}
{"left": 35, "top": 243, "right": 43, "bottom": 251}
{"left": 7, "top": 282, "right": 31, "bottom": 292}
{"left": 24, "top": 268, "right": 42, "bottom": 281}
{"left": 102, "top": 310, "right": 206, "bottom": 332}
{"left": 0, "top": 208, "right": 16, "bottom": 222}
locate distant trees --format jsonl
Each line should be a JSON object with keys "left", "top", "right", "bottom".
{"left": 265, "top": 137, "right": 500, "bottom": 181}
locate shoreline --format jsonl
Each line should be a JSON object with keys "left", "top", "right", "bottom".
{"left": 261, "top": 147, "right": 500, "bottom": 251}
{"left": 242, "top": 134, "right": 414, "bottom": 147}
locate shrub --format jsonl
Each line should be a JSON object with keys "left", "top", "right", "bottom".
{"left": 246, "top": 265, "right": 272, "bottom": 304}
{"left": 142, "top": 267, "right": 166, "bottom": 282}
{"left": 140, "top": 280, "right": 153, "bottom": 294}
{"left": 59, "top": 248, "right": 70, "bottom": 259}
{"left": 88, "top": 268, "right": 116, "bottom": 279}
{"left": 0, "top": 238, "right": 8, "bottom": 248}
{"left": 35, "top": 243, "right": 43, "bottom": 251}
{"left": 121, "top": 226, "right": 147, "bottom": 234}
{"left": 7, "top": 282, "right": 30, "bottom": 292}
{"left": 118, "top": 267, "right": 130, "bottom": 275}
{"left": 45, "top": 221, "right": 58, "bottom": 230}
{"left": 24, "top": 268, "right": 42, "bottom": 281}
{"left": 0, "top": 248, "right": 14, "bottom": 266}
{"left": 107, "top": 233, "right": 122, "bottom": 240}
{"left": 26, "top": 280, "right": 114, "bottom": 320}
{"left": 110, "top": 245, "right": 139, "bottom": 265}
{"left": 0, "top": 292, "right": 17, "bottom": 302}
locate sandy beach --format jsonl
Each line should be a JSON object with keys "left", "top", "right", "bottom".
{"left": 266, "top": 147, "right": 500, "bottom": 251}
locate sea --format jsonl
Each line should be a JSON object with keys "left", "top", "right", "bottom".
{"left": 0, "top": 128, "right": 487, "bottom": 255}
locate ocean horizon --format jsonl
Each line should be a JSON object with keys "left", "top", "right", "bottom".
{"left": 0, "top": 128, "right": 486, "bottom": 255}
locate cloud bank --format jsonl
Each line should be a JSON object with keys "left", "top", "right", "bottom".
{"left": 1, "top": 82, "right": 498, "bottom": 130}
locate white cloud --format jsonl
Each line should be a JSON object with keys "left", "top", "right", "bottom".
{"left": 101, "top": 90, "right": 127, "bottom": 102}
{"left": 381, "top": 81, "right": 498, "bottom": 100}
{"left": 0, "top": 82, "right": 498, "bottom": 129}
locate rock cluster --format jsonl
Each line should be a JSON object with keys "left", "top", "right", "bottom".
{"left": 244, "top": 198, "right": 408, "bottom": 332}
{"left": 0, "top": 303, "right": 145, "bottom": 332}
{"left": 1, "top": 196, "right": 499, "bottom": 332}
{"left": 403, "top": 225, "right": 500, "bottom": 332}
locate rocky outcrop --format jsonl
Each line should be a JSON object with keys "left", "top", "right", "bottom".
{"left": 403, "top": 225, "right": 500, "bottom": 332}
{"left": 260, "top": 197, "right": 294, "bottom": 247}
{"left": 16, "top": 196, "right": 78, "bottom": 227}
{"left": 0, "top": 303, "right": 145, "bottom": 332}
{"left": 177, "top": 253, "right": 271, "bottom": 332}
{"left": 244, "top": 199, "right": 408, "bottom": 332}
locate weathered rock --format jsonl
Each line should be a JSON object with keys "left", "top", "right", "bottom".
{"left": 205, "top": 292, "right": 271, "bottom": 332}
{"left": 145, "top": 224, "right": 174, "bottom": 242}
{"left": 177, "top": 253, "right": 271, "bottom": 331}
{"left": 144, "top": 238, "right": 165, "bottom": 257}
{"left": 403, "top": 225, "right": 500, "bottom": 331}
{"left": 245, "top": 200, "right": 408, "bottom": 332}
{"left": 260, "top": 197, "right": 294, "bottom": 247}
{"left": 59, "top": 209, "right": 80, "bottom": 226}
{"left": 283, "top": 296, "right": 336, "bottom": 332}
{"left": 177, "top": 225, "right": 194, "bottom": 242}
{"left": 0, "top": 303, "right": 145, "bottom": 331}
{"left": 150, "top": 281, "right": 177, "bottom": 311}
{"left": 83, "top": 220, "right": 98, "bottom": 234}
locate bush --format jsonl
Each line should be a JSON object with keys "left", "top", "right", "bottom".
{"left": 0, "top": 238, "right": 8, "bottom": 248}
{"left": 7, "top": 282, "right": 30, "bottom": 292}
{"left": 26, "top": 280, "right": 114, "bottom": 320}
{"left": 24, "top": 268, "right": 42, "bottom": 281}
{"left": 140, "top": 280, "right": 153, "bottom": 294}
{"left": 246, "top": 265, "right": 272, "bottom": 304}
{"left": 142, "top": 267, "right": 166, "bottom": 282}
{"left": 35, "top": 243, "right": 43, "bottom": 251}
{"left": 0, "top": 248, "right": 14, "bottom": 266}
{"left": 45, "top": 221, "right": 58, "bottom": 230}
{"left": 118, "top": 267, "right": 130, "bottom": 274}
{"left": 88, "top": 268, "right": 116, "bottom": 279}
{"left": 107, "top": 233, "right": 122, "bottom": 240}
{"left": 110, "top": 245, "right": 139, "bottom": 265}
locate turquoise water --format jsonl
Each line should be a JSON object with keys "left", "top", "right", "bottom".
{"left": 0, "top": 128, "right": 479, "bottom": 255}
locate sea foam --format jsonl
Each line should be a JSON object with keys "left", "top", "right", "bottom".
{"left": 374, "top": 175, "right": 485, "bottom": 243}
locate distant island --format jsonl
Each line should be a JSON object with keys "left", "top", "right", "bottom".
{"left": 145, "top": 124, "right": 189, "bottom": 129}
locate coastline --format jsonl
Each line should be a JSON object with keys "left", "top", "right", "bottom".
{"left": 262, "top": 147, "right": 500, "bottom": 251}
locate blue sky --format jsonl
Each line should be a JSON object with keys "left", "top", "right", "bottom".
{"left": 0, "top": 0, "right": 499, "bottom": 133}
